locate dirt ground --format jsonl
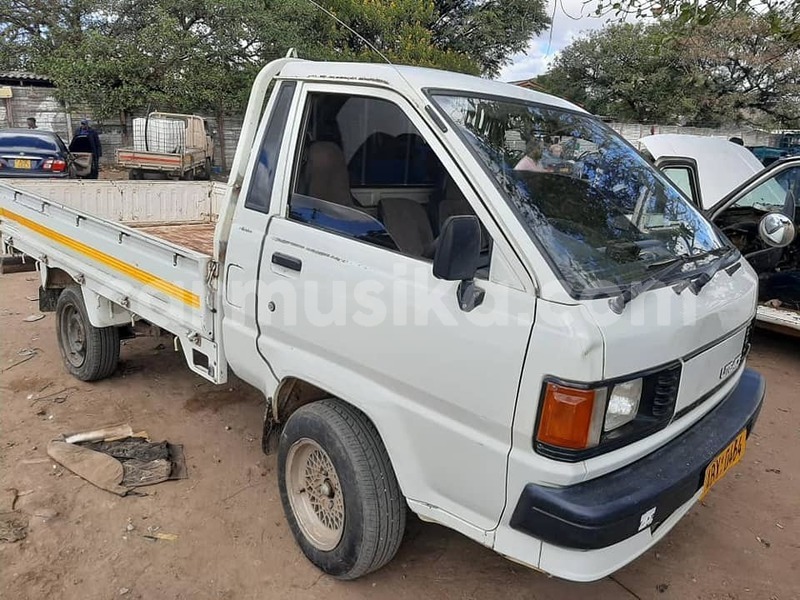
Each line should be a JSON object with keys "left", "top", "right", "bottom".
{"left": 1, "top": 271, "right": 797, "bottom": 600}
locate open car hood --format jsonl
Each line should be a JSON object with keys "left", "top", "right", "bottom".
{"left": 640, "top": 134, "right": 764, "bottom": 211}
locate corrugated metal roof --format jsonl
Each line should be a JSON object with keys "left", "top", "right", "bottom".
{"left": 0, "top": 71, "right": 52, "bottom": 83}
{"left": 509, "top": 78, "right": 547, "bottom": 92}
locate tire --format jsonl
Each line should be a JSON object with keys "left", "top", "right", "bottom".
{"left": 128, "top": 169, "right": 142, "bottom": 180}
{"left": 278, "top": 399, "right": 406, "bottom": 580}
{"left": 55, "top": 286, "right": 120, "bottom": 381}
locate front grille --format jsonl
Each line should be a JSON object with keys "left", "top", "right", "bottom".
{"left": 651, "top": 365, "right": 682, "bottom": 418}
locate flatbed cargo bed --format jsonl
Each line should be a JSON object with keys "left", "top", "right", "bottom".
{"left": 135, "top": 223, "right": 216, "bottom": 256}
{"left": 0, "top": 180, "right": 224, "bottom": 382}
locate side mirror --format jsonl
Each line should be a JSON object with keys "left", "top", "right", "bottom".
{"left": 433, "top": 215, "right": 484, "bottom": 311}
{"left": 758, "top": 213, "right": 796, "bottom": 248}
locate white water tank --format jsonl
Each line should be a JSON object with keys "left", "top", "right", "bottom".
{"left": 132, "top": 117, "right": 186, "bottom": 154}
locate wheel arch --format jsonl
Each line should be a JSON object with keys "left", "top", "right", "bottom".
{"left": 262, "top": 376, "right": 336, "bottom": 454}
{"left": 38, "top": 267, "right": 132, "bottom": 327}
{"left": 42, "top": 266, "right": 78, "bottom": 290}
{"left": 263, "top": 376, "right": 408, "bottom": 497}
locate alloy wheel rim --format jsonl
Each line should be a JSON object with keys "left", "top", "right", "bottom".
{"left": 285, "top": 438, "right": 345, "bottom": 551}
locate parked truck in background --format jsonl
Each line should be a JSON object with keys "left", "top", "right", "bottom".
{"left": 1, "top": 57, "right": 789, "bottom": 582}
{"left": 116, "top": 112, "right": 214, "bottom": 180}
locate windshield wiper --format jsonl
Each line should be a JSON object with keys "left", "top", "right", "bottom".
{"left": 608, "top": 247, "right": 734, "bottom": 314}
{"left": 672, "top": 247, "right": 738, "bottom": 295}
{"left": 608, "top": 255, "right": 692, "bottom": 314}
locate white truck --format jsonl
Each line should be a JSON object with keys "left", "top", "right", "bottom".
{"left": 1, "top": 58, "right": 787, "bottom": 582}
{"left": 117, "top": 112, "right": 215, "bottom": 180}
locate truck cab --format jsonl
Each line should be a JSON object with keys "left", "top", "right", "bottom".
{"left": 0, "top": 58, "right": 770, "bottom": 583}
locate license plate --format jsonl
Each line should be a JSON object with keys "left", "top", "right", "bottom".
{"left": 14, "top": 159, "right": 32, "bottom": 169}
{"left": 702, "top": 429, "right": 747, "bottom": 498}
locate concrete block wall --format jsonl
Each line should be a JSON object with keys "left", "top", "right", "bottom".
{"left": 611, "top": 122, "right": 776, "bottom": 149}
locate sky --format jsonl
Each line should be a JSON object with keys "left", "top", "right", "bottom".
{"left": 498, "top": 0, "right": 610, "bottom": 82}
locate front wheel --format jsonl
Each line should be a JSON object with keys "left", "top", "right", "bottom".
{"left": 278, "top": 399, "right": 406, "bottom": 580}
{"left": 56, "top": 286, "right": 120, "bottom": 381}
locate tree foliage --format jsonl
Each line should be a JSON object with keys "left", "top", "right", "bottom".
{"left": 678, "top": 12, "right": 800, "bottom": 126}
{"left": 537, "top": 11, "right": 799, "bottom": 128}
{"left": 595, "top": 0, "right": 798, "bottom": 43}
{"left": 535, "top": 23, "right": 697, "bottom": 123}
{"left": 0, "top": 0, "right": 549, "bottom": 121}
{"left": 429, "top": 0, "right": 550, "bottom": 77}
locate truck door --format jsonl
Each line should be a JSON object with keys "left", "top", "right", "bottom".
{"left": 252, "top": 83, "right": 536, "bottom": 533}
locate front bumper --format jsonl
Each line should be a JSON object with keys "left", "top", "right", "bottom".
{"left": 509, "top": 368, "right": 765, "bottom": 551}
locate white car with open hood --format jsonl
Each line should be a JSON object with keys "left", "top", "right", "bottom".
{"left": 641, "top": 134, "right": 800, "bottom": 335}
{"left": 0, "top": 58, "right": 776, "bottom": 582}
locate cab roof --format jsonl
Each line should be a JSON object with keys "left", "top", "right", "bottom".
{"left": 277, "top": 60, "right": 586, "bottom": 114}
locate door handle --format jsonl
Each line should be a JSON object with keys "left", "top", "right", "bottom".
{"left": 271, "top": 252, "right": 302, "bottom": 272}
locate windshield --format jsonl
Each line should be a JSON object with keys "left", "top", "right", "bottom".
{"left": 431, "top": 93, "right": 726, "bottom": 297}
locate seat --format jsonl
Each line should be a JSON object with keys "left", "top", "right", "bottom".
{"left": 379, "top": 197, "right": 435, "bottom": 258}
{"left": 303, "top": 141, "right": 354, "bottom": 208}
{"left": 438, "top": 177, "right": 490, "bottom": 250}
{"left": 301, "top": 141, "right": 432, "bottom": 255}
{"left": 439, "top": 177, "right": 472, "bottom": 227}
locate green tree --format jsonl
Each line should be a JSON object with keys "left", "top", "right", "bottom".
{"left": 678, "top": 12, "right": 800, "bottom": 127}
{"left": 429, "top": 0, "right": 550, "bottom": 76}
{"left": 536, "top": 12, "right": 799, "bottom": 128}
{"left": 595, "top": 0, "right": 799, "bottom": 43}
{"left": 0, "top": 0, "right": 552, "bottom": 142}
{"left": 535, "top": 23, "right": 698, "bottom": 123}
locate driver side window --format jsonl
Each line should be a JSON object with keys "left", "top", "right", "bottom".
{"left": 287, "top": 91, "right": 492, "bottom": 276}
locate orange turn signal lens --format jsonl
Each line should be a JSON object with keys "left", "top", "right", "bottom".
{"left": 537, "top": 383, "right": 604, "bottom": 450}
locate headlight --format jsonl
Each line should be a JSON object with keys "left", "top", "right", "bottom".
{"left": 535, "top": 366, "right": 681, "bottom": 461}
{"left": 605, "top": 378, "right": 643, "bottom": 431}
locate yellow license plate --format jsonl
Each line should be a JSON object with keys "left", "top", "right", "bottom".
{"left": 702, "top": 429, "right": 747, "bottom": 497}
{"left": 14, "top": 159, "right": 32, "bottom": 169}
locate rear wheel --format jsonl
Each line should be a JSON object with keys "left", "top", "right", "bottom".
{"left": 128, "top": 169, "right": 143, "bottom": 180}
{"left": 55, "top": 286, "right": 120, "bottom": 381}
{"left": 278, "top": 399, "right": 406, "bottom": 580}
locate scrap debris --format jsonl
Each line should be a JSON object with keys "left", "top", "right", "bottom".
{"left": 46, "top": 424, "right": 187, "bottom": 496}
{"left": 23, "top": 314, "right": 45, "bottom": 322}
{"left": 0, "top": 489, "right": 29, "bottom": 543}
{"left": 143, "top": 531, "right": 178, "bottom": 542}
{"left": 0, "top": 513, "right": 28, "bottom": 543}
{"left": 1, "top": 348, "right": 40, "bottom": 373}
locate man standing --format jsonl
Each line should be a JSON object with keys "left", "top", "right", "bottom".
{"left": 74, "top": 119, "right": 102, "bottom": 178}
{"left": 26, "top": 117, "right": 37, "bottom": 129}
